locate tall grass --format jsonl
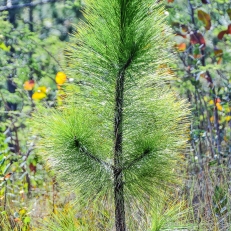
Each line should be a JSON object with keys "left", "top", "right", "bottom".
{"left": 186, "top": 155, "right": 231, "bottom": 231}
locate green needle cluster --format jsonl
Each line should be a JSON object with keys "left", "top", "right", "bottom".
{"left": 34, "top": 0, "right": 190, "bottom": 230}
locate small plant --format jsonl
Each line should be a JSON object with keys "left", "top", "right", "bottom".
{"left": 36, "top": 204, "right": 81, "bottom": 231}
{"left": 35, "top": 202, "right": 113, "bottom": 231}
{"left": 150, "top": 197, "right": 196, "bottom": 231}
{"left": 34, "top": 0, "right": 190, "bottom": 230}
{"left": 0, "top": 210, "right": 31, "bottom": 231}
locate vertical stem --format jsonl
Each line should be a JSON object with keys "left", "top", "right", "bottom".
{"left": 14, "top": 125, "right": 20, "bottom": 154}
{"left": 194, "top": 87, "right": 203, "bottom": 168}
{"left": 114, "top": 68, "right": 126, "bottom": 231}
{"left": 196, "top": 89, "right": 215, "bottom": 159}
{"left": 4, "top": 181, "right": 7, "bottom": 211}
{"left": 25, "top": 1, "right": 34, "bottom": 198}
{"left": 29, "top": 2, "right": 34, "bottom": 32}
{"left": 213, "top": 92, "right": 222, "bottom": 164}
{"left": 26, "top": 173, "right": 32, "bottom": 198}
{"left": 52, "top": 177, "right": 56, "bottom": 213}
{"left": 188, "top": 0, "right": 195, "bottom": 26}
{"left": 113, "top": 1, "right": 129, "bottom": 230}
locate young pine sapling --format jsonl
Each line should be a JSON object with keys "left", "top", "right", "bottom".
{"left": 34, "top": 0, "right": 189, "bottom": 230}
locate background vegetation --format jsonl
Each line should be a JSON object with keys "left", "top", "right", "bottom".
{"left": 168, "top": 0, "right": 231, "bottom": 230}
{"left": 0, "top": 0, "right": 231, "bottom": 230}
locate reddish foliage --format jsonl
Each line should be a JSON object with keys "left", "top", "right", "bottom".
{"left": 215, "top": 98, "right": 221, "bottom": 104}
{"left": 218, "top": 24, "right": 231, "bottom": 39}
{"left": 4, "top": 172, "right": 12, "bottom": 180}
{"left": 29, "top": 163, "right": 37, "bottom": 173}
{"left": 190, "top": 32, "right": 206, "bottom": 47}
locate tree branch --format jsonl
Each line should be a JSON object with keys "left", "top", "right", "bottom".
{"left": 74, "top": 136, "right": 113, "bottom": 171}
{"left": 123, "top": 148, "right": 152, "bottom": 170}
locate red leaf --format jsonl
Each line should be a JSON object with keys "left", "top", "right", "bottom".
{"left": 215, "top": 98, "right": 221, "bottom": 104}
{"left": 218, "top": 24, "right": 231, "bottom": 40}
{"left": 190, "top": 32, "right": 206, "bottom": 47}
{"left": 218, "top": 30, "right": 227, "bottom": 40}
{"left": 4, "top": 172, "right": 12, "bottom": 180}
{"left": 29, "top": 163, "right": 37, "bottom": 173}
{"left": 228, "top": 24, "right": 231, "bottom": 33}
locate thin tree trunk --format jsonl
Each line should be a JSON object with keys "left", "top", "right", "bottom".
{"left": 114, "top": 68, "right": 126, "bottom": 231}
{"left": 29, "top": 0, "right": 33, "bottom": 32}
{"left": 114, "top": 169, "right": 126, "bottom": 231}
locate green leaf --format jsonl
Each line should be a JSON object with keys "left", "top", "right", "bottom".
{"left": 227, "top": 9, "right": 231, "bottom": 19}
{"left": 0, "top": 42, "right": 10, "bottom": 52}
{"left": 0, "top": 158, "right": 5, "bottom": 166}
{"left": 3, "top": 163, "right": 11, "bottom": 175}
{"left": 24, "top": 216, "right": 31, "bottom": 224}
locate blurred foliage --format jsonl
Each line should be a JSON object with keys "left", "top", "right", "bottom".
{"left": 167, "top": 0, "right": 231, "bottom": 229}
{"left": 0, "top": 0, "right": 82, "bottom": 229}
